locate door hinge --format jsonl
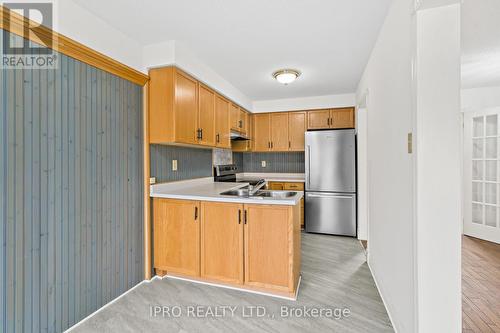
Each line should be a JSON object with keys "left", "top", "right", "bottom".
{"left": 407, "top": 132, "right": 413, "bottom": 154}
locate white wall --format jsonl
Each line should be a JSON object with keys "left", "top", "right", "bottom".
{"left": 55, "top": 0, "right": 144, "bottom": 73}
{"left": 415, "top": 4, "right": 461, "bottom": 332}
{"left": 142, "top": 40, "right": 176, "bottom": 69}
{"left": 356, "top": 0, "right": 417, "bottom": 330}
{"left": 142, "top": 41, "right": 253, "bottom": 110}
{"left": 252, "top": 93, "right": 356, "bottom": 112}
{"left": 462, "top": 86, "right": 500, "bottom": 111}
{"left": 357, "top": 0, "right": 462, "bottom": 331}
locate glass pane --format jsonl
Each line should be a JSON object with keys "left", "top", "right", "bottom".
{"left": 472, "top": 182, "right": 483, "bottom": 202}
{"left": 485, "top": 183, "right": 497, "bottom": 204}
{"left": 485, "top": 161, "right": 497, "bottom": 181}
{"left": 472, "top": 203, "right": 483, "bottom": 224}
{"left": 473, "top": 139, "right": 484, "bottom": 158}
{"left": 485, "top": 206, "right": 497, "bottom": 227}
{"left": 485, "top": 138, "right": 497, "bottom": 158}
{"left": 486, "top": 115, "right": 498, "bottom": 136}
{"left": 473, "top": 161, "right": 483, "bottom": 180}
{"left": 473, "top": 116, "right": 484, "bottom": 137}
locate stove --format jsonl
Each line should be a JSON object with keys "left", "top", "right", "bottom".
{"left": 214, "top": 164, "right": 264, "bottom": 186}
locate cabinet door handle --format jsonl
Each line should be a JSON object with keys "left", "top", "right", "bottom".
{"left": 327, "top": 118, "right": 330, "bottom": 126}
{"left": 268, "top": 141, "right": 270, "bottom": 149}
{"left": 271, "top": 142, "right": 273, "bottom": 149}
{"left": 194, "top": 206, "right": 198, "bottom": 221}
{"left": 216, "top": 133, "right": 220, "bottom": 143}
{"left": 244, "top": 210, "right": 247, "bottom": 224}
{"left": 289, "top": 141, "right": 291, "bottom": 149}
{"left": 238, "top": 209, "right": 241, "bottom": 224}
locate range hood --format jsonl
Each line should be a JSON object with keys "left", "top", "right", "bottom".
{"left": 230, "top": 130, "right": 249, "bottom": 141}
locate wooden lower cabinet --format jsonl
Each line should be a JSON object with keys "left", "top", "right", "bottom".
{"left": 244, "top": 204, "right": 300, "bottom": 293}
{"left": 153, "top": 199, "right": 200, "bottom": 277}
{"left": 267, "top": 182, "right": 284, "bottom": 190}
{"left": 153, "top": 198, "right": 301, "bottom": 297}
{"left": 269, "top": 182, "right": 305, "bottom": 229}
{"left": 201, "top": 202, "right": 244, "bottom": 284}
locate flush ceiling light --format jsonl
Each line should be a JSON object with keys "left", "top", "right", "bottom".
{"left": 272, "top": 69, "right": 301, "bottom": 85}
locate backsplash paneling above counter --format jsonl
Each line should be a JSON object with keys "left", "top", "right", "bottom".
{"left": 234, "top": 152, "right": 305, "bottom": 173}
{"left": 150, "top": 145, "right": 213, "bottom": 182}
{"left": 151, "top": 144, "right": 304, "bottom": 183}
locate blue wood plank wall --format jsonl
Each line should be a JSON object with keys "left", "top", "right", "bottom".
{"left": 0, "top": 31, "right": 144, "bottom": 333}
{"left": 150, "top": 144, "right": 213, "bottom": 183}
{"left": 233, "top": 152, "right": 305, "bottom": 173}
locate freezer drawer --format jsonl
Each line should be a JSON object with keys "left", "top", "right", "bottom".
{"left": 305, "top": 192, "right": 356, "bottom": 236}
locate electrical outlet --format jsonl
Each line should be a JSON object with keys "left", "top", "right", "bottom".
{"left": 261, "top": 160, "right": 266, "bottom": 168}
{"left": 149, "top": 177, "right": 156, "bottom": 184}
{"left": 172, "top": 159, "right": 178, "bottom": 171}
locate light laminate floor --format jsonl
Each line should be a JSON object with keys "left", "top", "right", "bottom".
{"left": 70, "top": 233, "right": 393, "bottom": 332}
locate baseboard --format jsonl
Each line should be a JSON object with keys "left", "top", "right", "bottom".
{"left": 64, "top": 278, "right": 151, "bottom": 332}
{"left": 367, "top": 260, "right": 399, "bottom": 333}
{"left": 162, "top": 274, "right": 301, "bottom": 301}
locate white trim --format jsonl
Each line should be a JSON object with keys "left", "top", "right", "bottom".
{"left": 163, "top": 274, "right": 301, "bottom": 301}
{"left": 64, "top": 279, "right": 152, "bottom": 332}
{"left": 367, "top": 261, "right": 398, "bottom": 332}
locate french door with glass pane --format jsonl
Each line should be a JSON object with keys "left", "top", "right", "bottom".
{"left": 464, "top": 109, "right": 500, "bottom": 244}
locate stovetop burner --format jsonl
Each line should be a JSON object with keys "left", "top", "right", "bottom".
{"left": 214, "top": 164, "right": 264, "bottom": 186}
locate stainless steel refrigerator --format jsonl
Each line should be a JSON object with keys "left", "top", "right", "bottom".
{"left": 305, "top": 129, "right": 356, "bottom": 236}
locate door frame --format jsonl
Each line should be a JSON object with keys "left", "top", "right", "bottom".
{"left": 356, "top": 90, "right": 370, "bottom": 256}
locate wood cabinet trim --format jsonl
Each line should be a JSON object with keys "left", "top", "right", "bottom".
{"left": 0, "top": 6, "right": 148, "bottom": 86}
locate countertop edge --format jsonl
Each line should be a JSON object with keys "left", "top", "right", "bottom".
{"left": 150, "top": 192, "right": 303, "bottom": 206}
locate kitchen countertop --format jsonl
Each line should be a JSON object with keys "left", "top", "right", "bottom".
{"left": 150, "top": 177, "right": 303, "bottom": 205}
{"left": 236, "top": 173, "right": 305, "bottom": 183}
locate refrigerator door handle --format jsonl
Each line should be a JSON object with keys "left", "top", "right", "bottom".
{"left": 307, "top": 193, "right": 353, "bottom": 199}
{"left": 307, "top": 145, "right": 311, "bottom": 188}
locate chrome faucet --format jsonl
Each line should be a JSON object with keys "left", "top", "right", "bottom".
{"left": 249, "top": 179, "right": 267, "bottom": 196}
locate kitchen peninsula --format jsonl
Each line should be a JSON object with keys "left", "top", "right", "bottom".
{"left": 150, "top": 178, "right": 302, "bottom": 299}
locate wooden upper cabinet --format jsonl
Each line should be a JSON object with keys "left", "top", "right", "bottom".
{"left": 307, "top": 108, "right": 355, "bottom": 130}
{"left": 240, "top": 109, "right": 248, "bottom": 134}
{"left": 253, "top": 113, "right": 271, "bottom": 151}
{"left": 230, "top": 103, "right": 240, "bottom": 131}
{"left": 232, "top": 113, "right": 253, "bottom": 152}
{"left": 198, "top": 84, "right": 216, "bottom": 146}
{"left": 174, "top": 71, "right": 199, "bottom": 144}
{"left": 288, "top": 111, "right": 306, "bottom": 151}
{"left": 149, "top": 67, "right": 198, "bottom": 144}
{"left": 215, "top": 94, "right": 231, "bottom": 148}
{"left": 153, "top": 198, "right": 200, "bottom": 277}
{"left": 201, "top": 202, "right": 244, "bottom": 284}
{"left": 244, "top": 204, "right": 291, "bottom": 291}
{"left": 307, "top": 109, "right": 331, "bottom": 130}
{"left": 271, "top": 113, "right": 289, "bottom": 151}
{"left": 330, "top": 107, "right": 355, "bottom": 129}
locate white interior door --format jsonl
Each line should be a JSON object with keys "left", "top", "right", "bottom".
{"left": 464, "top": 109, "right": 500, "bottom": 244}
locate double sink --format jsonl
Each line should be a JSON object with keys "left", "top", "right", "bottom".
{"left": 220, "top": 186, "right": 297, "bottom": 199}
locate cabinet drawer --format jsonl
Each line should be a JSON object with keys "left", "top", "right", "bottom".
{"left": 283, "top": 182, "right": 304, "bottom": 191}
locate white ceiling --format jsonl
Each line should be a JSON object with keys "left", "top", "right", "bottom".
{"left": 462, "top": 0, "right": 500, "bottom": 89}
{"left": 73, "top": 0, "right": 391, "bottom": 101}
